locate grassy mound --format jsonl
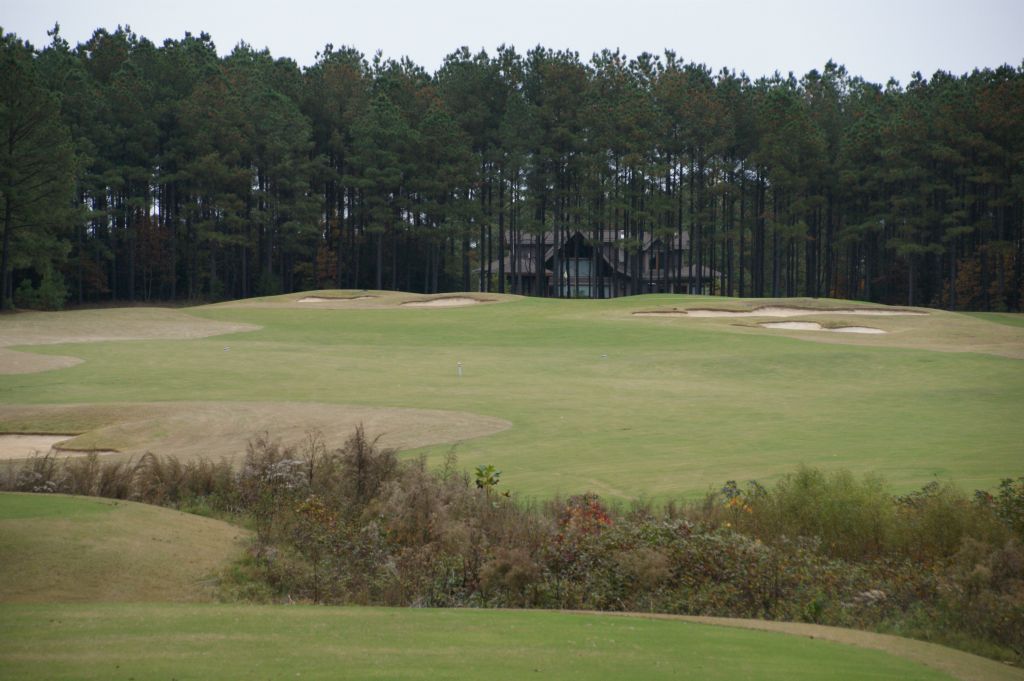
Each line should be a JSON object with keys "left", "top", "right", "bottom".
{"left": 0, "top": 493, "right": 248, "bottom": 603}
{"left": 0, "top": 604, "right": 964, "bottom": 681}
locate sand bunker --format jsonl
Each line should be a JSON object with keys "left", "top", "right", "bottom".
{"left": 761, "top": 321, "right": 886, "bottom": 334}
{"left": 402, "top": 297, "right": 490, "bottom": 308}
{"left": 0, "top": 434, "right": 118, "bottom": 460}
{"left": 636, "top": 306, "right": 926, "bottom": 318}
{"left": 297, "top": 295, "right": 376, "bottom": 303}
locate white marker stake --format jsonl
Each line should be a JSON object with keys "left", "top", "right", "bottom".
{"left": 457, "top": 361, "right": 463, "bottom": 378}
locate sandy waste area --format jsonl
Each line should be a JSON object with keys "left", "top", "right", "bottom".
{"left": 760, "top": 321, "right": 886, "bottom": 334}
{"left": 0, "top": 434, "right": 117, "bottom": 460}
{"left": 297, "top": 296, "right": 376, "bottom": 303}
{"left": 402, "top": 297, "right": 489, "bottom": 308}
{"left": 635, "top": 306, "right": 926, "bottom": 318}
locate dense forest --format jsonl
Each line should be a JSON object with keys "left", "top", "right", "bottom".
{"left": 2, "top": 24, "right": 1022, "bottom": 310}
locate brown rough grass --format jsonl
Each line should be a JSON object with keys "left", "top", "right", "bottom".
{"left": 0, "top": 307, "right": 259, "bottom": 374}
{"left": 0, "top": 401, "right": 511, "bottom": 464}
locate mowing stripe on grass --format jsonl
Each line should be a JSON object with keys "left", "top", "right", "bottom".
{"left": 0, "top": 604, "right": 960, "bottom": 681}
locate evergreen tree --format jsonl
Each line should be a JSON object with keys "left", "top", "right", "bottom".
{"left": 4, "top": 24, "right": 1022, "bottom": 310}
{"left": 0, "top": 30, "right": 76, "bottom": 309}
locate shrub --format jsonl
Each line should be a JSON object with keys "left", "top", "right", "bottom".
{"left": 338, "top": 425, "right": 397, "bottom": 510}
{"left": 480, "top": 547, "right": 541, "bottom": 606}
{"left": 13, "top": 266, "right": 68, "bottom": 310}
{"left": 64, "top": 453, "right": 102, "bottom": 496}
{"left": 12, "top": 452, "right": 66, "bottom": 493}
{"left": 975, "top": 477, "right": 1024, "bottom": 539}
{"left": 729, "top": 467, "right": 895, "bottom": 561}
{"left": 96, "top": 458, "right": 135, "bottom": 499}
{"left": 942, "top": 537, "right": 1024, "bottom": 656}
{"left": 893, "top": 482, "right": 1006, "bottom": 562}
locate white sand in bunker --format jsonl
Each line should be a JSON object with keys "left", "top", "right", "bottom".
{"left": 402, "top": 297, "right": 491, "bottom": 308}
{"left": 0, "top": 434, "right": 117, "bottom": 460}
{"left": 635, "top": 306, "right": 926, "bottom": 318}
{"left": 297, "top": 295, "right": 376, "bottom": 303}
{"left": 761, "top": 321, "right": 886, "bottom": 334}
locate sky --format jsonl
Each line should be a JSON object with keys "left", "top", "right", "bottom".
{"left": 4, "top": 0, "right": 1023, "bottom": 84}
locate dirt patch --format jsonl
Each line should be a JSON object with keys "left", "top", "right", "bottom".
{"left": 635, "top": 306, "right": 927, "bottom": 318}
{"left": 402, "top": 297, "right": 493, "bottom": 308}
{"left": 761, "top": 321, "right": 887, "bottom": 334}
{"left": 0, "top": 308, "right": 260, "bottom": 375}
{"left": 297, "top": 295, "right": 377, "bottom": 303}
{"left": 0, "top": 402, "right": 512, "bottom": 464}
{"left": 567, "top": 611, "right": 1023, "bottom": 681}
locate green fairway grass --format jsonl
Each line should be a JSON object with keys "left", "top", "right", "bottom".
{"left": 964, "top": 311, "right": 1024, "bottom": 328}
{"left": 2, "top": 293, "right": 1022, "bottom": 499}
{"left": 0, "top": 493, "right": 248, "bottom": 603}
{"left": 0, "top": 604, "right": 959, "bottom": 681}
{"left": 0, "top": 492, "right": 116, "bottom": 520}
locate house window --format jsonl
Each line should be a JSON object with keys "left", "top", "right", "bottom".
{"left": 567, "top": 258, "right": 592, "bottom": 277}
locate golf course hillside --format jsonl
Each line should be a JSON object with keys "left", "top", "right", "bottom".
{"left": 1, "top": 291, "right": 1021, "bottom": 499}
{"left": 2, "top": 294, "right": 1022, "bottom": 680}
{"left": 0, "top": 492, "right": 248, "bottom": 603}
{"left": 2, "top": 604, "right": 1015, "bottom": 681}
{"left": 3, "top": 495, "right": 1017, "bottom": 681}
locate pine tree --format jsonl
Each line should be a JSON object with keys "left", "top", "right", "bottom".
{"left": 0, "top": 31, "right": 77, "bottom": 309}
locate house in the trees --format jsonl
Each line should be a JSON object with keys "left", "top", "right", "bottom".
{"left": 487, "top": 229, "right": 719, "bottom": 297}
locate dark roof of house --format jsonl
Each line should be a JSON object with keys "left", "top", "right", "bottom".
{"left": 485, "top": 253, "right": 720, "bottom": 281}
{"left": 512, "top": 229, "right": 691, "bottom": 251}
{"left": 484, "top": 254, "right": 552, "bottom": 276}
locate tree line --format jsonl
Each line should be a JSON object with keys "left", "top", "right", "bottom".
{"left": 2, "top": 24, "right": 1022, "bottom": 310}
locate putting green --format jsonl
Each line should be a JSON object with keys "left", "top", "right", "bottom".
{"left": 1, "top": 293, "right": 1021, "bottom": 499}
{"left": 0, "top": 604, "right": 962, "bottom": 681}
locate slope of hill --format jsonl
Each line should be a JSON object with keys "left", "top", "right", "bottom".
{"left": 0, "top": 493, "right": 248, "bottom": 603}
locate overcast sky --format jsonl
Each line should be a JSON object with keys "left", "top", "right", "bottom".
{"left": 5, "top": 0, "right": 1023, "bottom": 84}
